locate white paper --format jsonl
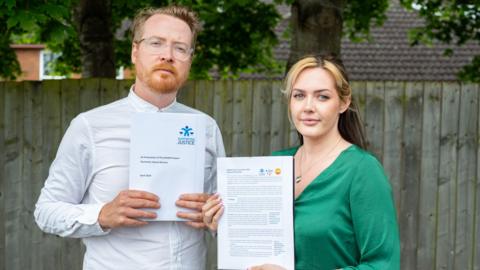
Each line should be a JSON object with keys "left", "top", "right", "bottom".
{"left": 129, "top": 112, "right": 206, "bottom": 221}
{"left": 217, "top": 156, "right": 294, "bottom": 270}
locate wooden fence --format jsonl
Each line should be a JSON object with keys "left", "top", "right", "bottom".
{"left": 0, "top": 79, "right": 479, "bottom": 270}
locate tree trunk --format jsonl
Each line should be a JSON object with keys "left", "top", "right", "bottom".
{"left": 75, "top": 0, "right": 115, "bottom": 78}
{"left": 287, "top": 0, "right": 345, "bottom": 71}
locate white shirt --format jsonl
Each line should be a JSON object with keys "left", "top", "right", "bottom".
{"left": 34, "top": 88, "right": 225, "bottom": 270}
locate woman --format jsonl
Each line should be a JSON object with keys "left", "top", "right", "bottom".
{"left": 203, "top": 55, "right": 400, "bottom": 270}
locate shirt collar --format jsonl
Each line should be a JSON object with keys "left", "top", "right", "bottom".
{"left": 128, "top": 86, "right": 177, "bottom": 112}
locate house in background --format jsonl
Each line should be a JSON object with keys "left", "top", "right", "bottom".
{"left": 10, "top": 44, "right": 60, "bottom": 81}
{"left": 11, "top": 44, "right": 130, "bottom": 81}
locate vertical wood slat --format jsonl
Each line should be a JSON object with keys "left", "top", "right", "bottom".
{"left": 382, "top": 82, "right": 404, "bottom": 212}
{"left": 21, "top": 82, "right": 35, "bottom": 270}
{"left": 0, "top": 81, "right": 5, "bottom": 270}
{"left": 29, "top": 81, "right": 46, "bottom": 270}
{"left": 476, "top": 83, "right": 480, "bottom": 270}
{"left": 213, "top": 80, "right": 233, "bottom": 157}
{"left": 79, "top": 79, "right": 101, "bottom": 113}
{"left": 100, "top": 79, "right": 120, "bottom": 105}
{"left": 232, "top": 80, "right": 253, "bottom": 157}
{"left": 417, "top": 82, "right": 442, "bottom": 270}
{"left": 195, "top": 80, "right": 215, "bottom": 116}
{"left": 4, "top": 82, "right": 24, "bottom": 270}
{"left": 251, "top": 80, "right": 272, "bottom": 156}
{"left": 364, "top": 82, "right": 385, "bottom": 161}
{"left": 400, "top": 82, "right": 423, "bottom": 269}
{"left": 118, "top": 79, "right": 133, "bottom": 98}
{"left": 178, "top": 80, "right": 195, "bottom": 108}
{"left": 4, "top": 81, "right": 23, "bottom": 270}
{"left": 351, "top": 81, "right": 367, "bottom": 122}
{"left": 436, "top": 82, "right": 461, "bottom": 270}
{"left": 454, "top": 84, "right": 478, "bottom": 270}
{"left": 270, "top": 80, "right": 287, "bottom": 151}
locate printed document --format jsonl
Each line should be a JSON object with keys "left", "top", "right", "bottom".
{"left": 217, "top": 156, "right": 294, "bottom": 270}
{"left": 129, "top": 112, "right": 206, "bottom": 221}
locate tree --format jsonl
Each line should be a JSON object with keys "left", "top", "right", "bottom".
{"left": 1, "top": 0, "right": 281, "bottom": 79}
{"left": 74, "top": 0, "right": 116, "bottom": 77}
{"left": 400, "top": 0, "right": 480, "bottom": 82}
{"left": 286, "top": 0, "right": 389, "bottom": 69}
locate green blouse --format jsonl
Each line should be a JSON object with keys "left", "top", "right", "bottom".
{"left": 273, "top": 145, "right": 400, "bottom": 270}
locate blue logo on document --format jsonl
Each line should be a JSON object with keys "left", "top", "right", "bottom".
{"left": 258, "top": 168, "right": 273, "bottom": 176}
{"left": 180, "top": 126, "right": 194, "bottom": 137}
{"left": 178, "top": 125, "right": 195, "bottom": 145}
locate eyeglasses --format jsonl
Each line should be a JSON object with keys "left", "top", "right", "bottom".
{"left": 136, "top": 37, "right": 193, "bottom": 61}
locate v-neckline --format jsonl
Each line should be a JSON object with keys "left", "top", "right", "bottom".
{"left": 294, "top": 144, "right": 356, "bottom": 201}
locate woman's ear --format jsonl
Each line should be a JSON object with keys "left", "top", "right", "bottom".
{"left": 340, "top": 96, "right": 351, "bottom": 114}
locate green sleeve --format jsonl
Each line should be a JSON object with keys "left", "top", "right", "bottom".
{"left": 344, "top": 155, "right": 400, "bottom": 270}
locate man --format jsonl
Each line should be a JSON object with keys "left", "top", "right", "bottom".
{"left": 34, "top": 5, "right": 225, "bottom": 270}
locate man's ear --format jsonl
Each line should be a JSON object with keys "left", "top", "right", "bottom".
{"left": 131, "top": 43, "right": 138, "bottom": 64}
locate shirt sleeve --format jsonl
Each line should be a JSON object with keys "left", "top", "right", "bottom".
{"left": 34, "top": 115, "right": 110, "bottom": 238}
{"left": 344, "top": 155, "right": 400, "bottom": 270}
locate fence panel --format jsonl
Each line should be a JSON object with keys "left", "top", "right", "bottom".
{"left": 0, "top": 79, "right": 479, "bottom": 270}
{"left": 436, "top": 82, "right": 461, "bottom": 270}
{"left": 417, "top": 82, "right": 442, "bottom": 270}
{"left": 400, "top": 82, "right": 423, "bottom": 269}
{"left": 0, "top": 81, "right": 5, "bottom": 270}
{"left": 455, "top": 84, "right": 478, "bottom": 270}
{"left": 383, "top": 82, "right": 404, "bottom": 211}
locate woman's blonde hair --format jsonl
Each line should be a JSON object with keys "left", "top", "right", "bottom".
{"left": 283, "top": 54, "right": 367, "bottom": 149}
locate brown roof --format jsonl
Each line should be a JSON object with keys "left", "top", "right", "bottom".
{"left": 249, "top": 1, "right": 480, "bottom": 81}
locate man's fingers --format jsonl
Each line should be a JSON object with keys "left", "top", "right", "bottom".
{"left": 126, "top": 198, "right": 160, "bottom": 209}
{"left": 122, "top": 190, "right": 159, "bottom": 201}
{"left": 179, "top": 193, "right": 210, "bottom": 202}
{"left": 176, "top": 199, "right": 204, "bottom": 211}
{"left": 177, "top": 211, "right": 202, "bottom": 221}
{"left": 120, "top": 217, "right": 149, "bottom": 227}
{"left": 184, "top": 221, "right": 206, "bottom": 229}
{"left": 124, "top": 208, "right": 157, "bottom": 219}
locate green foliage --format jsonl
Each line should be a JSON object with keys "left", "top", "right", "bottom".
{"left": 344, "top": 0, "right": 390, "bottom": 42}
{"left": 401, "top": 0, "right": 480, "bottom": 82}
{"left": 0, "top": 0, "right": 75, "bottom": 79}
{"left": 2, "top": 0, "right": 478, "bottom": 82}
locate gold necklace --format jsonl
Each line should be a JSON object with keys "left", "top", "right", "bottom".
{"left": 295, "top": 137, "right": 342, "bottom": 184}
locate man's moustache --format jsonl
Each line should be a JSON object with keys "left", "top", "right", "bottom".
{"left": 151, "top": 64, "right": 177, "bottom": 75}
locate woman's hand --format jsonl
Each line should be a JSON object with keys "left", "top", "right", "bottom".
{"left": 202, "top": 193, "right": 224, "bottom": 231}
{"left": 248, "top": 264, "right": 287, "bottom": 270}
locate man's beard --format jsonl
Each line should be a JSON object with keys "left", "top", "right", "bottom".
{"left": 141, "top": 63, "right": 186, "bottom": 94}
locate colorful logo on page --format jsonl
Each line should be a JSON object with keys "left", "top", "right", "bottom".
{"left": 178, "top": 125, "right": 195, "bottom": 145}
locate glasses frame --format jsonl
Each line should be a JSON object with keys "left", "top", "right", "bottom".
{"left": 135, "top": 37, "right": 194, "bottom": 61}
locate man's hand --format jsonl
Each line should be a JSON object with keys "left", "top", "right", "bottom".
{"left": 98, "top": 190, "right": 160, "bottom": 229}
{"left": 176, "top": 193, "right": 210, "bottom": 229}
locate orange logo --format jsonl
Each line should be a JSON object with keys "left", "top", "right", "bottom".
{"left": 275, "top": 168, "right": 281, "bottom": 175}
